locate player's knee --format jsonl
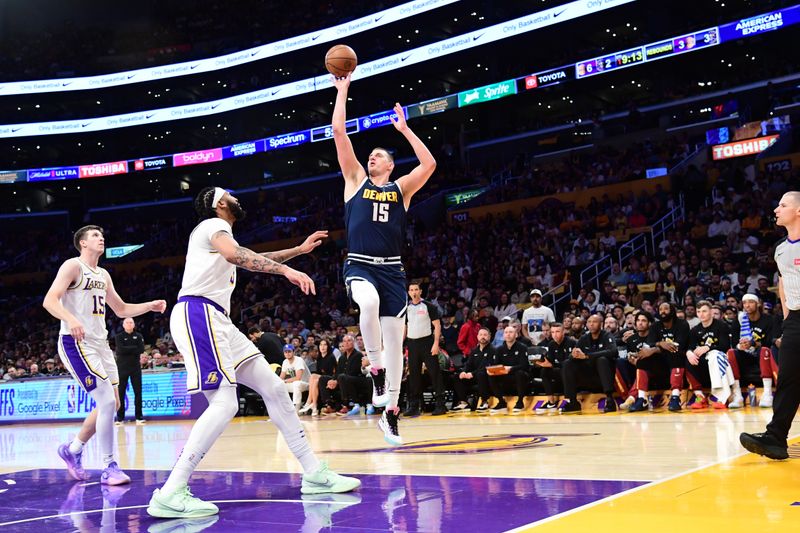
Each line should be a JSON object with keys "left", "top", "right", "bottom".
{"left": 215, "top": 393, "right": 239, "bottom": 419}
{"left": 94, "top": 387, "right": 116, "bottom": 411}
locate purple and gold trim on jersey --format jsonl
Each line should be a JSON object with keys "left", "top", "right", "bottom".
{"left": 58, "top": 335, "right": 107, "bottom": 392}
{"left": 234, "top": 352, "right": 263, "bottom": 370}
{"left": 183, "top": 300, "right": 235, "bottom": 391}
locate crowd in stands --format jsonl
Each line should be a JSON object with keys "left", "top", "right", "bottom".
{"left": 0, "top": 134, "right": 795, "bottom": 425}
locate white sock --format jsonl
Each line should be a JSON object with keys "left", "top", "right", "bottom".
{"left": 102, "top": 454, "right": 114, "bottom": 467}
{"left": 732, "top": 380, "right": 742, "bottom": 397}
{"left": 69, "top": 437, "right": 85, "bottom": 455}
{"left": 763, "top": 378, "right": 773, "bottom": 394}
{"left": 671, "top": 389, "right": 680, "bottom": 396}
{"left": 162, "top": 387, "right": 237, "bottom": 495}
{"left": 380, "top": 316, "right": 405, "bottom": 409}
{"left": 237, "top": 357, "right": 320, "bottom": 475}
{"left": 695, "top": 390, "right": 705, "bottom": 398}
{"left": 637, "top": 391, "right": 646, "bottom": 399}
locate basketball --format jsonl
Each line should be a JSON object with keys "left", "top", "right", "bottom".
{"left": 325, "top": 44, "right": 357, "bottom": 77}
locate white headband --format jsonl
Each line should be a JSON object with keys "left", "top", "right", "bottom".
{"left": 211, "top": 187, "right": 226, "bottom": 208}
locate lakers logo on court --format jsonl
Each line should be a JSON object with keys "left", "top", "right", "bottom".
{"left": 341, "top": 433, "right": 599, "bottom": 454}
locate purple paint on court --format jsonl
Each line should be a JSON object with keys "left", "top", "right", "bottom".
{"left": 0, "top": 469, "right": 644, "bottom": 531}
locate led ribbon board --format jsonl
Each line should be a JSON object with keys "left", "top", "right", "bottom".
{"left": 7, "top": 4, "right": 799, "bottom": 183}
{"left": 0, "top": 0, "right": 635, "bottom": 139}
{"left": 0, "top": 0, "right": 460, "bottom": 95}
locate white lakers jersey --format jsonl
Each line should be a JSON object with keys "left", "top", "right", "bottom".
{"left": 178, "top": 218, "right": 237, "bottom": 313}
{"left": 60, "top": 258, "right": 109, "bottom": 340}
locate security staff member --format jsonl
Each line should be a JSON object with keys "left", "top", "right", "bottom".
{"left": 115, "top": 317, "right": 146, "bottom": 424}
{"left": 404, "top": 283, "right": 445, "bottom": 416}
{"left": 741, "top": 191, "right": 800, "bottom": 460}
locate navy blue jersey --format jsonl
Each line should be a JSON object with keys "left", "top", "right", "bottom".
{"left": 345, "top": 177, "right": 406, "bottom": 257}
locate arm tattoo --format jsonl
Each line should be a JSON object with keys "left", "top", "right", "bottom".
{"left": 232, "top": 246, "right": 286, "bottom": 274}
{"left": 260, "top": 247, "right": 299, "bottom": 264}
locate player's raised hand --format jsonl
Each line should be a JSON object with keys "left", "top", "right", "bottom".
{"left": 149, "top": 300, "right": 168, "bottom": 313}
{"left": 284, "top": 268, "right": 316, "bottom": 295}
{"left": 389, "top": 102, "right": 407, "bottom": 132}
{"left": 332, "top": 72, "right": 351, "bottom": 90}
{"left": 298, "top": 230, "right": 328, "bottom": 254}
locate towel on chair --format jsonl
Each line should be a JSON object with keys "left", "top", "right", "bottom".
{"left": 707, "top": 349, "right": 735, "bottom": 403}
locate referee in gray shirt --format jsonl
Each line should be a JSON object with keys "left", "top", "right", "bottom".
{"left": 741, "top": 191, "right": 800, "bottom": 460}
{"left": 403, "top": 282, "right": 445, "bottom": 417}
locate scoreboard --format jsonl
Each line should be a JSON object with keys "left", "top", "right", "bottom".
{"left": 576, "top": 28, "right": 718, "bottom": 79}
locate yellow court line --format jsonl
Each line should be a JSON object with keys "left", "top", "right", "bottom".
{"left": 510, "top": 436, "right": 800, "bottom": 532}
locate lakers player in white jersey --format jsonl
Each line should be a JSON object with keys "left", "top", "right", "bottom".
{"left": 43, "top": 225, "right": 167, "bottom": 484}
{"left": 147, "top": 187, "right": 359, "bottom": 519}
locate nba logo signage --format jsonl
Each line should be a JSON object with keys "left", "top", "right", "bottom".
{"left": 66, "top": 384, "right": 76, "bottom": 413}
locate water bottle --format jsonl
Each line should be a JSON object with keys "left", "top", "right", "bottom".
{"left": 748, "top": 384, "right": 756, "bottom": 407}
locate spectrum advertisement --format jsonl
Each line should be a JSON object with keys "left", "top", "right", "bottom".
{"left": 0, "top": 371, "right": 192, "bottom": 423}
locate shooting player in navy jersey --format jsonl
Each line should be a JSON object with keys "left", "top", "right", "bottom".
{"left": 332, "top": 73, "right": 436, "bottom": 445}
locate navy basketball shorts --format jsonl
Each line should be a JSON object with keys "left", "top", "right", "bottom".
{"left": 344, "top": 260, "right": 408, "bottom": 318}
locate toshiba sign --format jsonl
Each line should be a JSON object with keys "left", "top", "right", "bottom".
{"left": 711, "top": 135, "right": 779, "bottom": 160}
{"left": 79, "top": 161, "right": 128, "bottom": 178}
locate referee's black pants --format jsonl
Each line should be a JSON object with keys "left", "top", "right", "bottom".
{"left": 407, "top": 336, "right": 445, "bottom": 405}
{"left": 767, "top": 310, "right": 800, "bottom": 443}
{"left": 117, "top": 363, "right": 143, "bottom": 421}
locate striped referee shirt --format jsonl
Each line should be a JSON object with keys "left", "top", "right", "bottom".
{"left": 775, "top": 238, "right": 800, "bottom": 310}
{"left": 406, "top": 299, "right": 440, "bottom": 339}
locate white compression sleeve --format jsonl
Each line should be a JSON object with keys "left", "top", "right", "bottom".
{"left": 350, "top": 280, "right": 384, "bottom": 369}
{"left": 161, "top": 386, "right": 238, "bottom": 495}
{"left": 380, "top": 316, "right": 405, "bottom": 410}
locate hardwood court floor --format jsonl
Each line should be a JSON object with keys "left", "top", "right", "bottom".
{"left": 0, "top": 406, "right": 797, "bottom": 531}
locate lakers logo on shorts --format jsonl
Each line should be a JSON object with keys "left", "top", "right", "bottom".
{"left": 84, "top": 375, "right": 94, "bottom": 388}
{"left": 205, "top": 372, "right": 219, "bottom": 385}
